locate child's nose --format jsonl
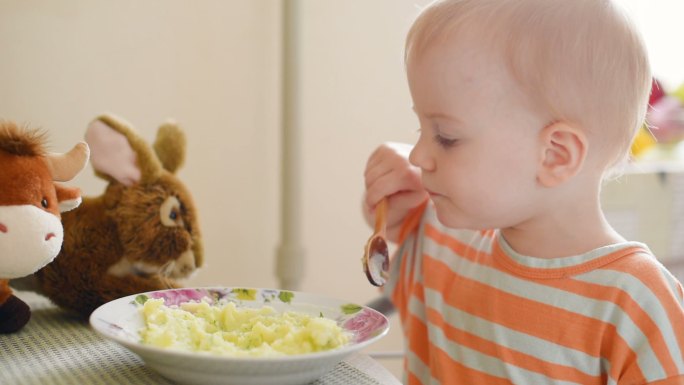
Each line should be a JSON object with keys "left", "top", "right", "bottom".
{"left": 408, "top": 136, "right": 435, "bottom": 172}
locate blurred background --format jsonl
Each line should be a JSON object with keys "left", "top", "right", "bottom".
{"left": 1, "top": 0, "right": 682, "bottom": 379}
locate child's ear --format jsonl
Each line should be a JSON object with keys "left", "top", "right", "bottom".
{"left": 536, "top": 121, "right": 587, "bottom": 187}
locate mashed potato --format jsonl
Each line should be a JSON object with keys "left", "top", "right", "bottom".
{"left": 139, "top": 298, "right": 350, "bottom": 357}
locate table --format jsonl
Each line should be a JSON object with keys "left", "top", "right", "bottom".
{"left": 0, "top": 291, "right": 401, "bottom": 385}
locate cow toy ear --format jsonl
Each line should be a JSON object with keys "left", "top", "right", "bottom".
{"left": 85, "top": 119, "right": 141, "bottom": 186}
{"left": 55, "top": 184, "right": 83, "bottom": 213}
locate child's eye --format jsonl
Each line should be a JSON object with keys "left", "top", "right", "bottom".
{"left": 433, "top": 134, "right": 459, "bottom": 148}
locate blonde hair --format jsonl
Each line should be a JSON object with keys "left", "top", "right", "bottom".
{"left": 406, "top": 0, "right": 652, "bottom": 169}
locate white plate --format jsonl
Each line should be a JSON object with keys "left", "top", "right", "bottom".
{"left": 90, "top": 287, "right": 390, "bottom": 385}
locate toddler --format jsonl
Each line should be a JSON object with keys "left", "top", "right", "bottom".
{"left": 363, "top": 0, "right": 684, "bottom": 384}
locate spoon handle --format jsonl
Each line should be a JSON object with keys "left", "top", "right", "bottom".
{"left": 374, "top": 198, "right": 388, "bottom": 235}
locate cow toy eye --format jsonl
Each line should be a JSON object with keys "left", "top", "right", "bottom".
{"left": 41, "top": 198, "right": 48, "bottom": 208}
{"left": 169, "top": 210, "right": 177, "bottom": 220}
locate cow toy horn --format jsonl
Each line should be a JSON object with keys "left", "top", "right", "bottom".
{"left": 45, "top": 142, "right": 90, "bottom": 182}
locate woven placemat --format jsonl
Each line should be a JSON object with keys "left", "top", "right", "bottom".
{"left": 0, "top": 292, "right": 388, "bottom": 385}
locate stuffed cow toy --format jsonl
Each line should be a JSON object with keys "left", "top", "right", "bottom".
{"left": 0, "top": 122, "right": 89, "bottom": 333}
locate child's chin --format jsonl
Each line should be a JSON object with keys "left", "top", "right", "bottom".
{"left": 434, "top": 208, "right": 464, "bottom": 229}
{"left": 434, "top": 207, "right": 486, "bottom": 230}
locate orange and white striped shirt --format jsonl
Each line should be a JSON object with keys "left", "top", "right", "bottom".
{"left": 386, "top": 202, "right": 684, "bottom": 385}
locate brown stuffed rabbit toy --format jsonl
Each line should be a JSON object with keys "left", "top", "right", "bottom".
{"left": 34, "top": 114, "right": 203, "bottom": 317}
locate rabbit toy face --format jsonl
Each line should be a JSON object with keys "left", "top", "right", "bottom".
{"left": 35, "top": 114, "right": 203, "bottom": 317}
{"left": 105, "top": 174, "right": 200, "bottom": 280}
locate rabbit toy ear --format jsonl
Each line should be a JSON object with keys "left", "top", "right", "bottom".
{"left": 85, "top": 114, "right": 166, "bottom": 185}
{"left": 85, "top": 119, "right": 141, "bottom": 186}
{"left": 153, "top": 121, "right": 186, "bottom": 174}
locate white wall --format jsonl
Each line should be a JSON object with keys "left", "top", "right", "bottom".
{"left": 615, "top": 0, "right": 684, "bottom": 89}
{"left": 296, "top": 0, "right": 425, "bottom": 302}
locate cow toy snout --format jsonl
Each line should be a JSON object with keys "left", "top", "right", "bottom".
{"left": 0, "top": 205, "right": 64, "bottom": 279}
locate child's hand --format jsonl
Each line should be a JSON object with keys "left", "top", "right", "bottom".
{"left": 363, "top": 142, "right": 428, "bottom": 243}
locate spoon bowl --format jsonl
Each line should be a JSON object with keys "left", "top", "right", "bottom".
{"left": 362, "top": 198, "right": 389, "bottom": 286}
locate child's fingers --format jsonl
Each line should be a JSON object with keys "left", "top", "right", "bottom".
{"left": 364, "top": 143, "right": 395, "bottom": 174}
{"left": 364, "top": 142, "right": 413, "bottom": 178}
{"left": 365, "top": 152, "right": 417, "bottom": 190}
{"left": 364, "top": 161, "right": 393, "bottom": 189}
{"left": 365, "top": 168, "right": 423, "bottom": 209}
{"left": 364, "top": 148, "right": 386, "bottom": 173}
{"left": 364, "top": 147, "right": 402, "bottom": 183}
{"left": 385, "top": 193, "right": 424, "bottom": 225}
{"left": 388, "top": 190, "right": 429, "bottom": 213}
{"left": 365, "top": 170, "right": 403, "bottom": 207}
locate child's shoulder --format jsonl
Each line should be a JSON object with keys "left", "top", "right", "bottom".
{"left": 609, "top": 246, "right": 677, "bottom": 279}
{"left": 599, "top": 245, "right": 683, "bottom": 301}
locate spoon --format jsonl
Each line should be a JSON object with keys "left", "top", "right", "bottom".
{"left": 362, "top": 197, "right": 389, "bottom": 287}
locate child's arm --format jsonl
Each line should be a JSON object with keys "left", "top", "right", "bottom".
{"left": 363, "top": 142, "right": 428, "bottom": 244}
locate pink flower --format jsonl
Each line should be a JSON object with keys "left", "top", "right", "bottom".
{"left": 343, "top": 309, "right": 388, "bottom": 342}
{"left": 151, "top": 289, "right": 209, "bottom": 306}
